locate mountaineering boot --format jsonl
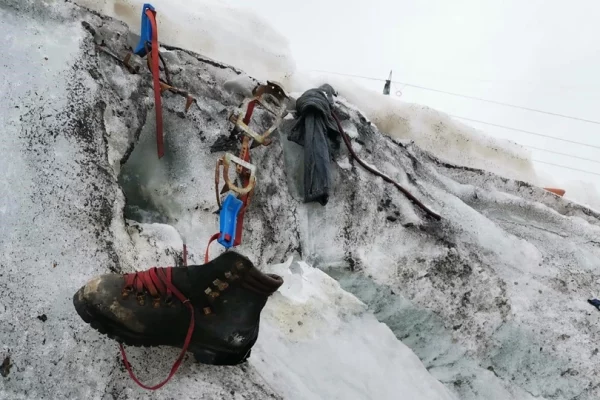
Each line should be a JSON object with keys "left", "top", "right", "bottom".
{"left": 73, "top": 251, "right": 283, "bottom": 367}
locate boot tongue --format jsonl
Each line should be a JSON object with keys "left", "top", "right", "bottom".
{"left": 243, "top": 267, "right": 283, "bottom": 296}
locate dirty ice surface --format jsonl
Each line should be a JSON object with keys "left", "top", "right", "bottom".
{"left": 74, "top": 0, "right": 540, "bottom": 189}
{"left": 0, "top": 2, "right": 455, "bottom": 399}
{"left": 72, "top": 0, "right": 600, "bottom": 211}
{"left": 72, "top": 0, "right": 295, "bottom": 82}
{"left": 110, "top": 12, "right": 600, "bottom": 400}
{"left": 120, "top": 222, "right": 457, "bottom": 400}
{"left": 4, "top": 1, "right": 600, "bottom": 400}
{"left": 256, "top": 258, "right": 455, "bottom": 400}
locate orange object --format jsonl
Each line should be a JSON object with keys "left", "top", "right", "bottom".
{"left": 543, "top": 187, "right": 565, "bottom": 197}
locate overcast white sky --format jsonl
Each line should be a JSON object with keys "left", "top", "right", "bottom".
{"left": 228, "top": 0, "right": 600, "bottom": 188}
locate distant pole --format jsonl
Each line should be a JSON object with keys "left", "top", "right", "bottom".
{"left": 383, "top": 70, "right": 392, "bottom": 95}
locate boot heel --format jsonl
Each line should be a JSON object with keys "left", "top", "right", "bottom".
{"left": 193, "top": 347, "right": 252, "bottom": 365}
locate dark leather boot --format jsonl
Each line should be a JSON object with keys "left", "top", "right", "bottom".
{"left": 73, "top": 251, "right": 283, "bottom": 389}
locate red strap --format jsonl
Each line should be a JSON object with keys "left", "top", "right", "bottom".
{"left": 119, "top": 267, "right": 194, "bottom": 390}
{"left": 232, "top": 103, "right": 256, "bottom": 247}
{"left": 243, "top": 100, "right": 257, "bottom": 124}
{"left": 204, "top": 233, "right": 221, "bottom": 263}
{"left": 145, "top": 9, "right": 164, "bottom": 159}
{"left": 233, "top": 200, "right": 248, "bottom": 247}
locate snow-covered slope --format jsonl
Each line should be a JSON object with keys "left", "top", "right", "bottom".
{"left": 0, "top": 2, "right": 454, "bottom": 399}
{"left": 3, "top": 2, "right": 600, "bottom": 400}
{"left": 69, "top": 0, "right": 600, "bottom": 214}
{"left": 71, "top": 0, "right": 540, "bottom": 189}
{"left": 287, "top": 72, "right": 539, "bottom": 186}
{"left": 71, "top": 0, "right": 295, "bottom": 82}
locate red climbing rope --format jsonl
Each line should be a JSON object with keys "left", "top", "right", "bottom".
{"left": 145, "top": 8, "right": 164, "bottom": 159}
{"left": 120, "top": 267, "right": 195, "bottom": 390}
{"left": 330, "top": 111, "right": 441, "bottom": 221}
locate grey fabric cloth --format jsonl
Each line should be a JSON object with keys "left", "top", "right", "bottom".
{"left": 289, "top": 85, "right": 339, "bottom": 206}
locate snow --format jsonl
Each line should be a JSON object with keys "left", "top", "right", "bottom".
{"left": 72, "top": 0, "right": 295, "bottom": 82}
{"left": 4, "top": 1, "right": 600, "bottom": 399}
{"left": 72, "top": 0, "right": 600, "bottom": 212}
{"left": 1, "top": 3, "right": 455, "bottom": 399}
{"left": 121, "top": 222, "right": 458, "bottom": 400}
{"left": 553, "top": 180, "right": 600, "bottom": 213}
{"left": 71, "top": 0, "right": 541, "bottom": 187}
{"left": 254, "top": 258, "right": 456, "bottom": 400}
{"left": 289, "top": 72, "right": 540, "bottom": 185}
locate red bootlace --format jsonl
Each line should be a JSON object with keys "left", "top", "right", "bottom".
{"left": 120, "top": 267, "right": 195, "bottom": 390}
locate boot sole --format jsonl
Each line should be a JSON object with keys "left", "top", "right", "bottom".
{"left": 73, "top": 291, "right": 253, "bottom": 366}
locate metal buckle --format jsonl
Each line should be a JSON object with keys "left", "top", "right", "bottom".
{"left": 215, "top": 153, "right": 257, "bottom": 206}
{"left": 229, "top": 81, "right": 290, "bottom": 146}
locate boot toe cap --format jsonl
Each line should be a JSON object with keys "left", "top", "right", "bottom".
{"left": 75, "top": 274, "right": 122, "bottom": 306}
{"left": 73, "top": 274, "right": 145, "bottom": 332}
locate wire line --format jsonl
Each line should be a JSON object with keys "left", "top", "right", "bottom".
{"left": 533, "top": 160, "right": 600, "bottom": 176}
{"left": 450, "top": 115, "right": 600, "bottom": 151}
{"left": 311, "top": 69, "right": 600, "bottom": 125}
{"left": 525, "top": 145, "right": 600, "bottom": 165}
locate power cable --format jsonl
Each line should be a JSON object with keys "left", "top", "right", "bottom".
{"left": 309, "top": 69, "right": 600, "bottom": 176}
{"left": 311, "top": 69, "right": 600, "bottom": 125}
{"left": 450, "top": 115, "right": 600, "bottom": 151}
{"left": 533, "top": 160, "right": 600, "bottom": 177}
{"left": 525, "top": 145, "right": 600, "bottom": 165}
